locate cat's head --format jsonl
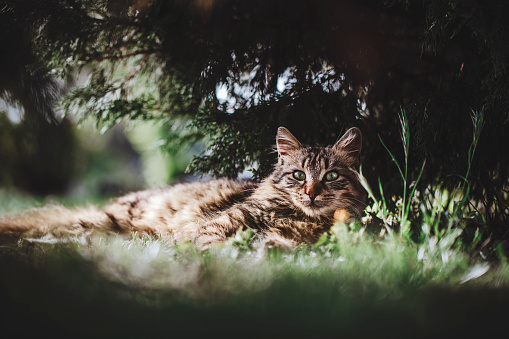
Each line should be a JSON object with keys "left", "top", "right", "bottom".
{"left": 273, "top": 127, "right": 365, "bottom": 219}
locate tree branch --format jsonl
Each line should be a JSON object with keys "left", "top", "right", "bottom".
{"left": 82, "top": 48, "right": 161, "bottom": 62}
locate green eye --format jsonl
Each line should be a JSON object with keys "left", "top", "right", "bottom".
{"left": 293, "top": 170, "right": 306, "bottom": 181}
{"left": 325, "top": 171, "right": 339, "bottom": 181}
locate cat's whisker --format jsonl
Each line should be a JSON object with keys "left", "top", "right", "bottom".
{"left": 344, "top": 196, "right": 368, "bottom": 207}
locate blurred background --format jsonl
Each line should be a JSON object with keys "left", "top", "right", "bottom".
{"left": 0, "top": 105, "right": 197, "bottom": 202}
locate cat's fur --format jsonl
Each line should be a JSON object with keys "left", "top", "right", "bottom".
{"left": 0, "top": 127, "right": 365, "bottom": 249}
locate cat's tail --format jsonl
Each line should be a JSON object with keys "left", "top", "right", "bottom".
{"left": 0, "top": 205, "right": 125, "bottom": 243}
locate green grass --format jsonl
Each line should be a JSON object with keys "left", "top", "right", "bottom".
{"left": 1, "top": 187, "right": 509, "bottom": 338}
{"left": 1, "top": 227, "right": 509, "bottom": 339}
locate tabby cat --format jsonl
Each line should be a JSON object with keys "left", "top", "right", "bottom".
{"left": 0, "top": 127, "right": 365, "bottom": 249}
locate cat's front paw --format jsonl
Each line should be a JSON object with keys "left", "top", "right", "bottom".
{"left": 261, "top": 232, "right": 297, "bottom": 250}
{"left": 194, "top": 233, "right": 225, "bottom": 251}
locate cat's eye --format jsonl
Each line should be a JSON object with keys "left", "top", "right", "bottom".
{"left": 325, "top": 171, "right": 339, "bottom": 181}
{"left": 293, "top": 170, "right": 306, "bottom": 181}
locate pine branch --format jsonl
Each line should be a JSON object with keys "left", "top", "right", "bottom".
{"left": 82, "top": 48, "right": 162, "bottom": 62}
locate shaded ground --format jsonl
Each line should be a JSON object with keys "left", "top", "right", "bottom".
{"left": 0, "top": 239, "right": 507, "bottom": 339}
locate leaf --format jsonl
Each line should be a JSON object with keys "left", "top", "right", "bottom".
{"left": 378, "top": 134, "right": 404, "bottom": 181}
{"left": 313, "top": 233, "right": 329, "bottom": 248}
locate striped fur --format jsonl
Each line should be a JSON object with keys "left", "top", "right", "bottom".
{"left": 0, "top": 127, "right": 365, "bottom": 249}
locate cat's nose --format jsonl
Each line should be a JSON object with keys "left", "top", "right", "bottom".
{"left": 306, "top": 183, "right": 322, "bottom": 201}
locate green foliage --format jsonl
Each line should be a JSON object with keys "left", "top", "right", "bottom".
{"left": 360, "top": 107, "right": 492, "bottom": 257}
{"left": 376, "top": 110, "right": 426, "bottom": 236}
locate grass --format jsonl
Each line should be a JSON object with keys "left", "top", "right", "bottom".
{"left": 1, "top": 110, "right": 508, "bottom": 338}
{"left": 1, "top": 187, "right": 509, "bottom": 339}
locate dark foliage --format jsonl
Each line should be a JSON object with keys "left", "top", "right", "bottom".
{"left": 0, "top": 0, "right": 507, "bottom": 230}
{"left": 0, "top": 115, "right": 77, "bottom": 195}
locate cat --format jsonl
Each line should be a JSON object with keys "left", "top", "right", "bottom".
{"left": 0, "top": 127, "right": 366, "bottom": 249}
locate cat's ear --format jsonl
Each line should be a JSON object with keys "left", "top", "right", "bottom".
{"left": 333, "top": 127, "right": 362, "bottom": 159}
{"left": 276, "top": 127, "right": 302, "bottom": 156}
